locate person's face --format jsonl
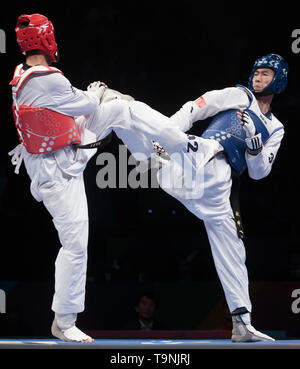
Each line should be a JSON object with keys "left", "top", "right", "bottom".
{"left": 136, "top": 296, "right": 156, "bottom": 320}
{"left": 252, "top": 68, "right": 275, "bottom": 92}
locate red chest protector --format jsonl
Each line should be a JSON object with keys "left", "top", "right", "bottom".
{"left": 10, "top": 64, "right": 81, "bottom": 154}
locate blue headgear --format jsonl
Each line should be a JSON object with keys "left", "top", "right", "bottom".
{"left": 248, "top": 53, "right": 289, "bottom": 96}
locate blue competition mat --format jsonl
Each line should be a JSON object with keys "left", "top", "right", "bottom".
{"left": 0, "top": 338, "right": 300, "bottom": 349}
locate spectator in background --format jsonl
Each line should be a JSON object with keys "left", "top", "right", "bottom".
{"left": 123, "top": 292, "right": 168, "bottom": 330}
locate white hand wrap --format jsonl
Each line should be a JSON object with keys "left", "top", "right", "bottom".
{"left": 241, "top": 111, "right": 256, "bottom": 138}
{"left": 240, "top": 111, "right": 263, "bottom": 155}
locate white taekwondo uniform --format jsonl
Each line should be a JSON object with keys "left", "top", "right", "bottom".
{"left": 156, "top": 85, "right": 284, "bottom": 313}
{"left": 9, "top": 63, "right": 198, "bottom": 315}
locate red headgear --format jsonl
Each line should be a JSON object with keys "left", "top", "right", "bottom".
{"left": 15, "top": 13, "right": 58, "bottom": 62}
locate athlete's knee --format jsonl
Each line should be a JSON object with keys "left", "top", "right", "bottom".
{"left": 108, "top": 98, "right": 130, "bottom": 115}
{"left": 57, "top": 219, "right": 89, "bottom": 253}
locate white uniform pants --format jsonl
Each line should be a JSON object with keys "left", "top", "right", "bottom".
{"left": 204, "top": 218, "right": 252, "bottom": 313}
{"left": 158, "top": 139, "right": 252, "bottom": 314}
{"left": 23, "top": 100, "right": 134, "bottom": 314}
{"left": 43, "top": 174, "right": 88, "bottom": 313}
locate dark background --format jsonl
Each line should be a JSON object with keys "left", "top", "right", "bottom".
{"left": 0, "top": 2, "right": 300, "bottom": 336}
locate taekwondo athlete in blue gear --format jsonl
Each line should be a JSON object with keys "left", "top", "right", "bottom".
{"left": 201, "top": 54, "right": 288, "bottom": 175}
{"left": 157, "top": 53, "right": 288, "bottom": 342}
{"left": 248, "top": 53, "right": 289, "bottom": 96}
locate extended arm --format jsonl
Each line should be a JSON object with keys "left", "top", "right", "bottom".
{"left": 170, "top": 87, "right": 250, "bottom": 132}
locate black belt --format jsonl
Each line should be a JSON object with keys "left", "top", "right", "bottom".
{"left": 230, "top": 169, "right": 245, "bottom": 239}
{"left": 73, "top": 132, "right": 113, "bottom": 149}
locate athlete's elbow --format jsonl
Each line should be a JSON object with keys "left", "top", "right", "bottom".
{"left": 248, "top": 167, "right": 271, "bottom": 180}
{"left": 248, "top": 173, "right": 265, "bottom": 181}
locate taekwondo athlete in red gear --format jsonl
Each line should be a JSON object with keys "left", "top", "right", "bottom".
{"left": 7, "top": 13, "right": 142, "bottom": 342}
{"left": 8, "top": 13, "right": 109, "bottom": 342}
{"left": 8, "top": 13, "right": 214, "bottom": 341}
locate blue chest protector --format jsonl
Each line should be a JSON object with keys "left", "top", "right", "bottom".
{"left": 201, "top": 86, "right": 279, "bottom": 175}
{"left": 201, "top": 109, "right": 269, "bottom": 175}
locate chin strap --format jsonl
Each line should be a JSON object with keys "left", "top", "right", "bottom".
{"left": 253, "top": 86, "right": 274, "bottom": 97}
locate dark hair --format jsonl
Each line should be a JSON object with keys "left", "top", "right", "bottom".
{"left": 19, "top": 21, "right": 30, "bottom": 29}
{"left": 25, "top": 50, "right": 43, "bottom": 56}
{"left": 135, "top": 291, "right": 159, "bottom": 308}
{"left": 25, "top": 49, "right": 54, "bottom": 65}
